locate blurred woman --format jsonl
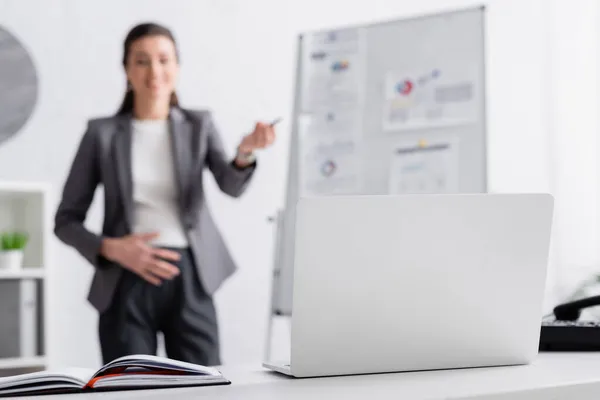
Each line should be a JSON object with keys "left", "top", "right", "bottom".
{"left": 54, "top": 22, "right": 276, "bottom": 366}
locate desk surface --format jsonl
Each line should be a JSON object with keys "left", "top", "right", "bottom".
{"left": 51, "top": 353, "right": 600, "bottom": 399}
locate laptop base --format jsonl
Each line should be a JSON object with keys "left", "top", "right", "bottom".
{"left": 262, "top": 361, "right": 293, "bottom": 376}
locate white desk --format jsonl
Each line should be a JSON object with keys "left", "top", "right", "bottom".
{"left": 48, "top": 353, "right": 600, "bottom": 399}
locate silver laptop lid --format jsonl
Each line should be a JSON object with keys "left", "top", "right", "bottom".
{"left": 290, "top": 194, "right": 554, "bottom": 377}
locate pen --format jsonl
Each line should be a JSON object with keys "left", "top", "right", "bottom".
{"left": 270, "top": 117, "right": 282, "bottom": 127}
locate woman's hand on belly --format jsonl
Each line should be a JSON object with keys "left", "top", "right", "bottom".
{"left": 100, "top": 232, "right": 181, "bottom": 285}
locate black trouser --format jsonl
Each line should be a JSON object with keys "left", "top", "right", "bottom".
{"left": 98, "top": 248, "right": 220, "bottom": 366}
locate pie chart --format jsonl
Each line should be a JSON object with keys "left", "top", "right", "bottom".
{"left": 396, "top": 80, "right": 413, "bottom": 95}
{"left": 320, "top": 160, "right": 336, "bottom": 177}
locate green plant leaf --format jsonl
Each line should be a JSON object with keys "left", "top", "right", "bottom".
{"left": 0, "top": 231, "right": 28, "bottom": 250}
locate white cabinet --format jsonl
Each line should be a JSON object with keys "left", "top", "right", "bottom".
{"left": 0, "top": 182, "right": 50, "bottom": 374}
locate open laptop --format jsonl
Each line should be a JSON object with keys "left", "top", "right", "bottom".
{"left": 263, "top": 193, "right": 554, "bottom": 378}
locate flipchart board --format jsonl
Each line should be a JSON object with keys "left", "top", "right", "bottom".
{"left": 272, "top": 6, "right": 488, "bottom": 316}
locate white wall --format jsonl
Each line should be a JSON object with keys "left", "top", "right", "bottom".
{"left": 542, "top": 0, "right": 600, "bottom": 303}
{"left": 0, "top": 0, "right": 566, "bottom": 369}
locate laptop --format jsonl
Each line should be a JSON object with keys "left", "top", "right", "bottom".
{"left": 263, "top": 193, "right": 554, "bottom": 378}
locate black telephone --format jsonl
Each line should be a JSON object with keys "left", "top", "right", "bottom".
{"left": 539, "top": 295, "right": 600, "bottom": 351}
{"left": 553, "top": 295, "right": 600, "bottom": 321}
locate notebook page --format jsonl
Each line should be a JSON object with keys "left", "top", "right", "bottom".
{"left": 0, "top": 367, "right": 95, "bottom": 390}
{"left": 97, "top": 354, "right": 221, "bottom": 376}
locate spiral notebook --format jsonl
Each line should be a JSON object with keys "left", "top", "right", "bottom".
{"left": 0, "top": 354, "right": 230, "bottom": 397}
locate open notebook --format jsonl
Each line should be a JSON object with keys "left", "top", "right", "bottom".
{"left": 0, "top": 354, "right": 230, "bottom": 396}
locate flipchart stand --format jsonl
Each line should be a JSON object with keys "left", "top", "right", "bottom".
{"left": 264, "top": 209, "right": 291, "bottom": 362}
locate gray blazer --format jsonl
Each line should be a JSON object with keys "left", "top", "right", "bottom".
{"left": 54, "top": 106, "right": 256, "bottom": 313}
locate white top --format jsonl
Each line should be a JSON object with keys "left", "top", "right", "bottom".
{"left": 218, "top": 354, "right": 600, "bottom": 399}
{"left": 130, "top": 119, "right": 188, "bottom": 247}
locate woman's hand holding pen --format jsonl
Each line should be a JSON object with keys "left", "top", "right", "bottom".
{"left": 100, "top": 232, "right": 180, "bottom": 286}
{"left": 235, "top": 119, "right": 278, "bottom": 167}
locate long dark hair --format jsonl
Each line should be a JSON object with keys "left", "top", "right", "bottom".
{"left": 116, "top": 22, "right": 180, "bottom": 115}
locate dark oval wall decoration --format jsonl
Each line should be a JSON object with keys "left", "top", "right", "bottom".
{"left": 0, "top": 26, "right": 38, "bottom": 145}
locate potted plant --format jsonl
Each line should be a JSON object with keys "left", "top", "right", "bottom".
{"left": 0, "top": 231, "right": 28, "bottom": 270}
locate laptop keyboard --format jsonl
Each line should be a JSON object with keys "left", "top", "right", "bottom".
{"left": 539, "top": 320, "right": 600, "bottom": 351}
